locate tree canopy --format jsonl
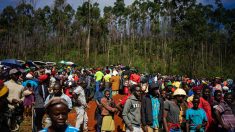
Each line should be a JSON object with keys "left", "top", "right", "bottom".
{"left": 0, "top": 0, "right": 234, "bottom": 78}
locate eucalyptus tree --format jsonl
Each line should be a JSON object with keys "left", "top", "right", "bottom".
{"left": 0, "top": 6, "right": 17, "bottom": 58}
{"left": 49, "top": 0, "right": 75, "bottom": 59}
{"left": 75, "top": 1, "right": 100, "bottom": 64}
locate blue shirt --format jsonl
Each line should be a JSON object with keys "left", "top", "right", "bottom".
{"left": 22, "top": 80, "right": 38, "bottom": 88}
{"left": 39, "top": 125, "right": 79, "bottom": 132}
{"left": 188, "top": 89, "right": 194, "bottom": 96}
{"left": 150, "top": 95, "right": 160, "bottom": 128}
{"left": 186, "top": 108, "right": 207, "bottom": 132}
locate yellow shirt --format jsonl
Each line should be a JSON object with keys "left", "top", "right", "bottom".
{"left": 104, "top": 74, "right": 111, "bottom": 82}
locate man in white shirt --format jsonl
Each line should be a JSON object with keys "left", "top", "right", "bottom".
{"left": 4, "top": 69, "right": 24, "bottom": 131}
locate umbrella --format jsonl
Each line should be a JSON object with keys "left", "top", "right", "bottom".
{"left": 46, "top": 62, "right": 56, "bottom": 66}
{"left": 32, "top": 61, "right": 46, "bottom": 66}
{"left": 65, "top": 61, "right": 74, "bottom": 65}
{"left": 59, "top": 60, "right": 65, "bottom": 64}
{"left": 1, "top": 59, "right": 22, "bottom": 68}
{"left": 17, "top": 59, "right": 25, "bottom": 65}
{"left": 71, "top": 64, "right": 77, "bottom": 67}
{"left": 25, "top": 60, "right": 36, "bottom": 68}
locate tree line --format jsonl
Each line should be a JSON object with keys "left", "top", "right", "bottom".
{"left": 0, "top": 0, "right": 234, "bottom": 78}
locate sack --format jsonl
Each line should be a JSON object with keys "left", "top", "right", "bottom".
{"left": 23, "top": 90, "right": 32, "bottom": 96}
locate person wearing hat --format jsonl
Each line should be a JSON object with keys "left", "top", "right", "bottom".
{"left": 4, "top": 69, "right": 24, "bottom": 108}
{"left": 34, "top": 74, "right": 50, "bottom": 131}
{"left": 163, "top": 88, "right": 187, "bottom": 132}
{"left": 110, "top": 70, "right": 121, "bottom": 96}
{"left": 122, "top": 85, "right": 142, "bottom": 132}
{"left": 44, "top": 82, "right": 72, "bottom": 128}
{"left": 141, "top": 83, "right": 164, "bottom": 132}
{"left": 40, "top": 97, "right": 79, "bottom": 132}
{"left": 0, "top": 80, "right": 10, "bottom": 132}
{"left": 129, "top": 69, "right": 140, "bottom": 85}
{"left": 4, "top": 69, "right": 24, "bottom": 131}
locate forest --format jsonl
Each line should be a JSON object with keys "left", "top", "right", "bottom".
{"left": 0, "top": 0, "right": 234, "bottom": 78}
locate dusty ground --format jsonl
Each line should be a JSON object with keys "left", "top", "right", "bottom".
{"left": 19, "top": 94, "right": 125, "bottom": 132}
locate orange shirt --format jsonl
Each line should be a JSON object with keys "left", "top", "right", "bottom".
{"left": 110, "top": 76, "right": 120, "bottom": 91}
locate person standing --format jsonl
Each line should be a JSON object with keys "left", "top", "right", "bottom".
{"left": 4, "top": 69, "right": 24, "bottom": 109}
{"left": 23, "top": 83, "right": 34, "bottom": 118}
{"left": 4, "top": 69, "right": 24, "bottom": 131}
{"left": 186, "top": 95, "right": 207, "bottom": 132}
{"left": 34, "top": 75, "right": 49, "bottom": 131}
{"left": 44, "top": 83, "right": 72, "bottom": 109}
{"left": 103, "top": 70, "right": 112, "bottom": 90}
{"left": 84, "top": 70, "right": 92, "bottom": 101}
{"left": 44, "top": 82, "right": 72, "bottom": 127}
{"left": 40, "top": 97, "right": 79, "bottom": 132}
{"left": 122, "top": 85, "right": 142, "bottom": 132}
{"left": 110, "top": 71, "right": 121, "bottom": 96}
{"left": 129, "top": 70, "right": 140, "bottom": 85}
{"left": 94, "top": 82, "right": 105, "bottom": 132}
{"left": 141, "top": 83, "right": 164, "bottom": 132}
{"left": 215, "top": 92, "right": 235, "bottom": 132}
{"left": 163, "top": 88, "right": 187, "bottom": 132}
{"left": 100, "top": 90, "right": 117, "bottom": 132}
{"left": 72, "top": 83, "right": 88, "bottom": 131}
{"left": 95, "top": 68, "right": 104, "bottom": 92}
{"left": 0, "top": 80, "right": 10, "bottom": 132}
{"left": 188, "top": 85, "right": 214, "bottom": 131}
{"left": 211, "top": 90, "right": 223, "bottom": 130}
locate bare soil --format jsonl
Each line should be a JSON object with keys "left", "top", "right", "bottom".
{"left": 19, "top": 94, "right": 125, "bottom": 132}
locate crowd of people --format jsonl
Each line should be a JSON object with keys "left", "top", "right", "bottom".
{"left": 0, "top": 64, "right": 235, "bottom": 132}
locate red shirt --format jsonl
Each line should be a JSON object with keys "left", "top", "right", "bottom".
{"left": 64, "top": 87, "right": 72, "bottom": 98}
{"left": 120, "top": 94, "right": 131, "bottom": 106}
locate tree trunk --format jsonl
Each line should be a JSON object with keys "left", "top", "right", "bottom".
{"left": 85, "top": 28, "right": 90, "bottom": 64}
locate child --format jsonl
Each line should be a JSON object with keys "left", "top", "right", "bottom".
{"left": 186, "top": 95, "right": 207, "bottom": 132}
{"left": 23, "top": 83, "right": 34, "bottom": 118}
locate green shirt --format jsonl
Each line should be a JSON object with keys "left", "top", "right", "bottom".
{"left": 95, "top": 71, "right": 104, "bottom": 81}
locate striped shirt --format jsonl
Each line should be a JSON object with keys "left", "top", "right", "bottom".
{"left": 215, "top": 100, "right": 235, "bottom": 128}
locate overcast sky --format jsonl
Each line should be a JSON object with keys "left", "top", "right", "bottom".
{"left": 0, "top": 0, "right": 234, "bottom": 12}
